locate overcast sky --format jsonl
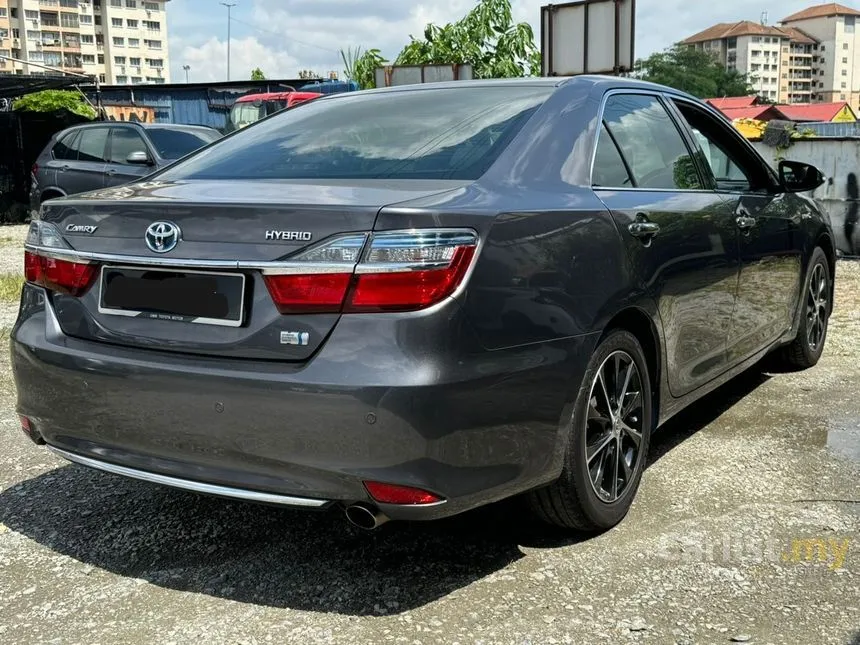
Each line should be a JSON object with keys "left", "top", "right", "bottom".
{"left": 167, "top": 0, "right": 824, "bottom": 84}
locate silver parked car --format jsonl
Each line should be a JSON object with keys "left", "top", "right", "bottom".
{"left": 30, "top": 122, "right": 221, "bottom": 209}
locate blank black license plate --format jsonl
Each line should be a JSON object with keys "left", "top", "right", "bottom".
{"left": 99, "top": 266, "right": 245, "bottom": 327}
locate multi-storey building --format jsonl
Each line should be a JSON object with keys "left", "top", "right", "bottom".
{"left": 781, "top": 3, "right": 860, "bottom": 106}
{"left": 683, "top": 21, "right": 797, "bottom": 103}
{"left": 683, "top": 3, "right": 860, "bottom": 108}
{"left": 0, "top": 0, "right": 169, "bottom": 84}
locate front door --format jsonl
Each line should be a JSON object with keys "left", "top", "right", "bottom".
{"left": 105, "top": 127, "right": 154, "bottom": 187}
{"left": 592, "top": 93, "right": 740, "bottom": 397}
{"left": 669, "top": 98, "right": 803, "bottom": 364}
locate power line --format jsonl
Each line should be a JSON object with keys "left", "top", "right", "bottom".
{"left": 227, "top": 15, "right": 341, "bottom": 55}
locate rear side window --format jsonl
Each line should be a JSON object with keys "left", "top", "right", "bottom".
{"left": 77, "top": 128, "right": 109, "bottom": 163}
{"left": 53, "top": 132, "right": 80, "bottom": 160}
{"left": 160, "top": 87, "right": 554, "bottom": 181}
{"left": 593, "top": 124, "right": 633, "bottom": 187}
{"left": 109, "top": 128, "right": 149, "bottom": 164}
{"left": 601, "top": 94, "right": 702, "bottom": 190}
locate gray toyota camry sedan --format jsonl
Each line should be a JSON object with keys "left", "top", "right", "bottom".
{"left": 12, "top": 77, "right": 834, "bottom": 533}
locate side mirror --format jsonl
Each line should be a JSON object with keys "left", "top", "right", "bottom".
{"left": 779, "top": 160, "right": 825, "bottom": 193}
{"left": 126, "top": 151, "right": 153, "bottom": 165}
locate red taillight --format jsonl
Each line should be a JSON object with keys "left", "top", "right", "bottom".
{"left": 364, "top": 481, "right": 443, "bottom": 506}
{"left": 264, "top": 229, "right": 479, "bottom": 315}
{"left": 347, "top": 245, "right": 476, "bottom": 312}
{"left": 24, "top": 250, "right": 98, "bottom": 297}
{"left": 263, "top": 272, "right": 352, "bottom": 314}
{"left": 31, "top": 163, "right": 39, "bottom": 176}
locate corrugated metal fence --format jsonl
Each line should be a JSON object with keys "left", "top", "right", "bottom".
{"left": 88, "top": 80, "right": 359, "bottom": 132}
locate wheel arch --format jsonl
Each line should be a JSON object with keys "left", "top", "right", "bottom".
{"left": 815, "top": 230, "right": 836, "bottom": 303}
{"left": 600, "top": 306, "right": 663, "bottom": 426}
{"left": 40, "top": 187, "right": 67, "bottom": 201}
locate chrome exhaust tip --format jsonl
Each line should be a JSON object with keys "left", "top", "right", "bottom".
{"left": 345, "top": 503, "right": 389, "bottom": 530}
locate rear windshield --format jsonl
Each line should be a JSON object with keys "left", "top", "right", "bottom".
{"left": 159, "top": 87, "right": 553, "bottom": 181}
{"left": 147, "top": 128, "right": 220, "bottom": 160}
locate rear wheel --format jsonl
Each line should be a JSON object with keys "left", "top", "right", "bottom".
{"left": 529, "top": 330, "right": 653, "bottom": 532}
{"left": 776, "top": 247, "right": 831, "bottom": 370}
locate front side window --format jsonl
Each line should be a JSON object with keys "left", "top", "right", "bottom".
{"left": 161, "top": 87, "right": 553, "bottom": 182}
{"left": 77, "top": 128, "right": 109, "bottom": 162}
{"left": 147, "top": 128, "right": 220, "bottom": 160}
{"left": 600, "top": 94, "right": 702, "bottom": 190}
{"left": 109, "top": 128, "right": 148, "bottom": 164}
{"left": 672, "top": 99, "right": 773, "bottom": 193}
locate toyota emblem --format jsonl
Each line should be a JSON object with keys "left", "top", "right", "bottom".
{"left": 145, "top": 221, "right": 181, "bottom": 253}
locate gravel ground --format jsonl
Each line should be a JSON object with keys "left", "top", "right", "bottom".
{"left": 0, "top": 225, "right": 28, "bottom": 331}
{"left": 0, "top": 252, "right": 857, "bottom": 645}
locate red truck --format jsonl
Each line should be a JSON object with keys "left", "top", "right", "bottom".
{"left": 226, "top": 91, "right": 321, "bottom": 132}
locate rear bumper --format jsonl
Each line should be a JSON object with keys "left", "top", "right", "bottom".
{"left": 12, "top": 284, "right": 598, "bottom": 521}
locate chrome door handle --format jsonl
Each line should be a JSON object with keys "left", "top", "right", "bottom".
{"left": 736, "top": 216, "right": 756, "bottom": 230}
{"left": 628, "top": 222, "right": 661, "bottom": 238}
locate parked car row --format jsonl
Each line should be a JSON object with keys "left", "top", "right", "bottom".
{"left": 30, "top": 121, "right": 222, "bottom": 210}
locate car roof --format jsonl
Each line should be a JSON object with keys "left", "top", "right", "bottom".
{"left": 328, "top": 75, "right": 701, "bottom": 102}
{"left": 59, "top": 121, "right": 219, "bottom": 134}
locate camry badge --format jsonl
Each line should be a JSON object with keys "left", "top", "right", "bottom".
{"left": 145, "top": 221, "right": 181, "bottom": 253}
{"left": 66, "top": 224, "right": 98, "bottom": 234}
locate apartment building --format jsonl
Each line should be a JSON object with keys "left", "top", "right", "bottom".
{"left": 0, "top": 0, "right": 170, "bottom": 84}
{"left": 781, "top": 3, "right": 860, "bottom": 106}
{"left": 683, "top": 3, "right": 860, "bottom": 107}
{"left": 683, "top": 21, "right": 795, "bottom": 103}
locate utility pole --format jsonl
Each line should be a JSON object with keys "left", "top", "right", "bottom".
{"left": 220, "top": 2, "right": 236, "bottom": 81}
{"left": 183, "top": 64, "right": 191, "bottom": 82}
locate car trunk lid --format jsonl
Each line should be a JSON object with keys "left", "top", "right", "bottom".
{"left": 36, "top": 179, "right": 466, "bottom": 362}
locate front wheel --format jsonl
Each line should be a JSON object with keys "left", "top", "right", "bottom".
{"left": 776, "top": 247, "right": 832, "bottom": 370}
{"left": 529, "top": 330, "right": 653, "bottom": 532}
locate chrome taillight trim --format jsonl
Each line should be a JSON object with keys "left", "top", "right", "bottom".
{"left": 24, "top": 227, "right": 481, "bottom": 276}
{"left": 25, "top": 245, "right": 355, "bottom": 274}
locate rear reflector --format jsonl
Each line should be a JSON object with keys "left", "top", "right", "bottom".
{"left": 364, "top": 481, "right": 443, "bottom": 506}
{"left": 24, "top": 250, "right": 98, "bottom": 297}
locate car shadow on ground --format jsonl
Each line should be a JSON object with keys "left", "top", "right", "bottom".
{"left": 647, "top": 366, "right": 771, "bottom": 466}
{"left": 0, "top": 367, "right": 769, "bottom": 615}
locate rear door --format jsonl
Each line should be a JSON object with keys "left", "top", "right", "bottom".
{"left": 669, "top": 98, "right": 803, "bottom": 363}
{"left": 64, "top": 126, "right": 110, "bottom": 195}
{"left": 104, "top": 126, "right": 155, "bottom": 186}
{"left": 592, "top": 92, "right": 740, "bottom": 397}
{"left": 46, "top": 130, "right": 80, "bottom": 194}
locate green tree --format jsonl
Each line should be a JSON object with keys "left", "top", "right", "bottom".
{"left": 395, "top": 0, "right": 540, "bottom": 78}
{"left": 338, "top": 47, "right": 387, "bottom": 89}
{"left": 13, "top": 90, "right": 96, "bottom": 119}
{"left": 635, "top": 45, "right": 753, "bottom": 98}
{"left": 250, "top": 67, "right": 266, "bottom": 80}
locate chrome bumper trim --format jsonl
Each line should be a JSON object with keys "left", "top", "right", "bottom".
{"left": 47, "top": 446, "right": 331, "bottom": 508}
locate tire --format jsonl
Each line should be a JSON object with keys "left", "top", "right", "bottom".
{"left": 777, "top": 247, "right": 832, "bottom": 370}
{"left": 529, "top": 329, "right": 653, "bottom": 532}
